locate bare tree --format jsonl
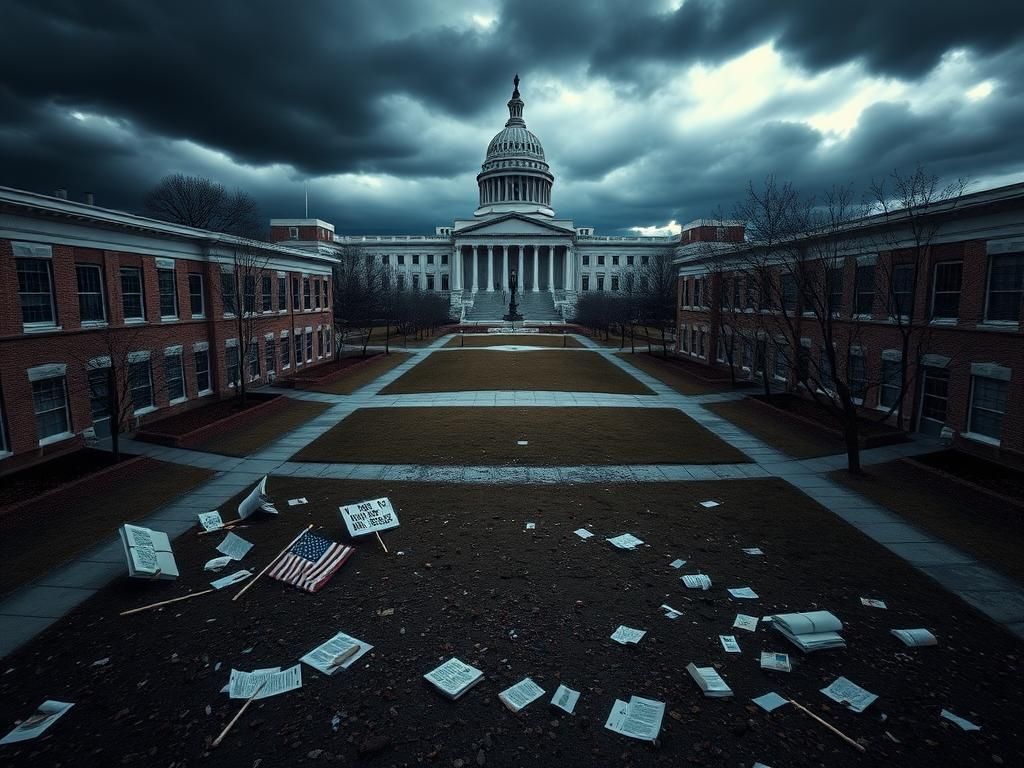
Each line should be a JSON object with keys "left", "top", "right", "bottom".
{"left": 218, "top": 240, "right": 272, "bottom": 404}
{"left": 636, "top": 249, "right": 678, "bottom": 357}
{"left": 144, "top": 173, "right": 263, "bottom": 236}
{"left": 332, "top": 245, "right": 386, "bottom": 357}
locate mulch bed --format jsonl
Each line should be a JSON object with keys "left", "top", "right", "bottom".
{"left": 307, "top": 353, "right": 412, "bottom": 395}
{"left": 379, "top": 351, "right": 653, "bottom": 395}
{"left": 751, "top": 394, "right": 906, "bottom": 449}
{"left": 912, "top": 450, "right": 1024, "bottom": 500}
{"left": 705, "top": 398, "right": 847, "bottom": 459}
{"left": 294, "top": 407, "right": 748, "bottom": 465}
{"left": 0, "top": 449, "right": 120, "bottom": 510}
{"left": 445, "top": 334, "right": 583, "bottom": 348}
{"left": 187, "top": 400, "right": 333, "bottom": 458}
{"left": 139, "top": 393, "right": 279, "bottom": 437}
{"left": 0, "top": 477, "right": 1020, "bottom": 767}
{"left": 615, "top": 352, "right": 733, "bottom": 395}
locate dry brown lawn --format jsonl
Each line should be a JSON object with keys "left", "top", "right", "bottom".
{"left": 615, "top": 352, "right": 732, "bottom": 395}
{"left": 445, "top": 334, "right": 582, "bottom": 348}
{"left": 378, "top": 350, "right": 653, "bottom": 395}
{"left": 706, "top": 397, "right": 846, "bottom": 458}
{"left": 308, "top": 353, "right": 412, "bottom": 395}
{"left": 188, "top": 400, "right": 332, "bottom": 457}
{"left": 294, "top": 406, "right": 747, "bottom": 465}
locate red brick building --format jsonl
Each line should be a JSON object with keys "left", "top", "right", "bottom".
{"left": 674, "top": 183, "right": 1024, "bottom": 467}
{"left": 0, "top": 187, "right": 335, "bottom": 475}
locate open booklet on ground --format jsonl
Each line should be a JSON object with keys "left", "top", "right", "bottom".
{"left": 772, "top": 610, "right": 846, "bottom": 652}
{"left": 301, "top": 631, "right": 373, "bottom": 675}
{"left": 604, "top": 696, "right": 665, "bottom": 742}
{"left": 891, "top": 628, "right": 938, "bottom": 647}
{"left": 820, "top": 676, "right": 877, "bottom": 713}
{"left": 424, "top": 658, "right": 483, "bottom": 700}
{"left": 0, "top": 700, "right": 74, "bottom": 745}
{"left": 229, "top": 665, "right": 302, "bottom": 700}
{"left": 498, "top": 678, "right": 545, "bottom": 713}
{"left": 686, "top": 663, "right": 733, "bottom": 698}
{"left": 119, "top": 524, "right": 178, "bottom": 579}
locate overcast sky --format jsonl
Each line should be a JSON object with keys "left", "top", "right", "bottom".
{"left": 2, "top": 0, "right": 1024, "bottom": 236}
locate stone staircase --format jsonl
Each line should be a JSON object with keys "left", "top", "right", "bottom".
{"left": 517, "top": 291, "right": 563, "bottom": 321}
{"left": 462, "top": 290, "right": 563, "bottom": 322}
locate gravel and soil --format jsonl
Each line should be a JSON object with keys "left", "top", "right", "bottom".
{"left": 445, "top": 334, "right": 583, "bottom": 348}
{"left": 188, "top": 401, "right": 332, "bottom": 457}
{"left": 705, "top": 398, "right": 846, "bottom": 459}
{"left": 306, "top": 353, "right": 412, "bottom": 395}
{"left": 615, "top": 353, "right": 736, "bottom": 395}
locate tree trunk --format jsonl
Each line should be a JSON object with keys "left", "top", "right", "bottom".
{"left": 630, "top": 323, "right": 635, "bottom": 354}
{"left": 660, "top": 327, "right": 668, "bottom": 359}
{"left": 843, "top": 421, "right": 862, "bottom": 474}
{"left": 760, "top": 345, "right": 771, "bottom": 400}
{"left": 361, "top": 330, "right": 371, "bottom": 358}
{"left": 107, "top": 367, "right": 121, "bottom": 462}
{"left": 385, "top": 320, "right": 390, "bottom": 356}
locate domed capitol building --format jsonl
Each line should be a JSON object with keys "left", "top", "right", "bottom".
{"left": 270, "top": 76, "right": 681, "bottom": 322}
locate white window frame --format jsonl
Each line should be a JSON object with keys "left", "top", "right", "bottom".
{"left": 193, "top": 342, "right": 212, "bottom": 396}
{"left": 281, "top": 330, "right": 292, "bottom": 370}
{"left": 289, "top": 226, "right": 299, "bottom": 240}
{"left": 265, "top": 332, "right": 277, "bottom": 374}
{"left": 983, "top": 253, "right": 1024, "bottom": 325}
{"left": 75, "top": 263, "right": 107, "bottom": 326}
{"left": 128, "top": 352, "right": 156, "bottom": 415}
{"left": 156, "top": 263, "right": 178, "bottom": 320}
{"left": 27, "top": 364, "right": 72, "bottom": 446}
{"left": 965, "top": 365, "right": 1011, "bottom": 445}
{"left": 929, "top": 260, "right": 961, "bottom": 323}
{"left": 305, "top": 325, "right": 314, "bottom": 363}
{"left": 225, "top": 338, "right": 240, "bottom": 387}
{"left": 163, "top": 347, "right": 187, "bottom": 405}
{"left": 120, "top": 266, "right": 146, "bottom": 323}
{"left": 188, "top": 272, "right": 205, "bottom": 318}
{"left": 16, "top": 248, "right": 59, "bottom": 331}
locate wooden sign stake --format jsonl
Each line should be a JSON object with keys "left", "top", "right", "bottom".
{"left": 197, "top": 522, "right": 247, "bottom": 537}
{"left": 374, "top": 531, "right": 389, "bottom": 554}
{"left": 789, "top": 698, "right": 866, "bottom": 753}
{"left": 212, "top": 681, "right": 266, "bottom": 748}
{"left": 232, "top": 524, "right": 313, "bottom": 602}
{"left": 120, "top": 588, "right": 215, "bottom": 616}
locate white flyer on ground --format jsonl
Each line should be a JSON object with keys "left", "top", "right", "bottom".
{"left": 604, "top": 696, "right": 665, "bottom": 742}
{"left": 525, "top": 522, "right": 536, "bottom": 530}
{"left": 339, "top": 497, "right": 399, "bottom": 537}
{"left": 699, "top": 500, "right": 720, "bottom": 508}
{"left": 820, "top": 677, "right": 877, "bottom": 713}
{"left": 682, "top": 574, "right": 712, "bottom": 590}
{"left": 941, "top": 709, "right": 981, "bottom": 731}
{"left": 760, "top": 651, "right": 791, "bottom": 672}
{"left": 661, "top": 604, "right": 683, "bottom": 619}
{"left": 197, "top": 511, "right": 224, "bottom": 531}
{"left": 719, "top": 635, "right": 741, "bottom": 653}
{"left": 573, "top": 529, "right": 594, "bottom": 539}
{"left": 498, "top": 678, "right": 545, "bottom": 713}
{"left": 734, "top": 614, "right": 759, "bottom": 632}
{"left": 551, "top": 684, "right": 580, "bottom": 714}
{"left": 742, "top": 547, "right": 765, "bottom": 556}
{"left": 891, "top": 628, "right": 938, "bottom": 647}
{"left": 301, "top": 632, "right": 374, "bottom": 675}
{"left": 752, "top": 692, "right": 789, "bottom": 713}
{"left": 606, "top": 533, "right": 644, "bottom": 550}
{"left": 287, "top": 497, "right": 308, "bottom": 507}
{"left": 210, "top": 570, "right": 252, "bottom": 590}
{"left": 611, "top": 626, "right": 646, "bottom": 645}
{"left": 204, "top": 555, "right": 233, "bottom": 572}
{"left": 0, "top": 700, "right": 74, "bottom": 744}
{"left": 669, "top": 558, "right": 686, "bottom": 569}
{"left": 229, "top": 665, "right": 302, "bottom": 700}
{"left": 727, "top": 587, "right": 759, "bottom": 599}
{"left": 216, "top": 532, "right": 253, "bottom": 561}
{"left": 860, "top": 597, "right": 887, "bottom": 609}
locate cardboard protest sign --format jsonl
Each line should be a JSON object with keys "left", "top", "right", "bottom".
{"left": 338, "top": 497, "right": 399, "bottom": 538}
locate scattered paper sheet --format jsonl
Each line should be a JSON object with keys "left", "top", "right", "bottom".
{"left": 210, "top": 570, "right": 252, "bottom": 590}
{"left": 229, "top": 665, "right": 301, "bottom": 700}
{"left": 734, "top": 614, "right": 759, "bottom": 632}
{"left": 606, "top": 534, "right": 644, "bottom": 550}
{"left": 551, "top": 684, "right": 580, "bottom": 714}
{"left": 287, "top": 497, "right": 308, "bottom": 507}
{"left": 682, "top": 574, "right": 712, "bottom": 590}
{"left": 573, "top": 529, "right": 594, "bottom": 539}
{"left": 891, "top": 628, "right": 938, "bottom": 647}
{"left": 727, "top": 587, "right": 759, "bottom": 599}
{"left": 197, "top": 511, "right": 224, "bottom": 531}
{"left": 238, "top": 475, "right": 278, "bottom": 519}
{"left": 941, "top": 709, "right": 981, "bottom": 731}
{"left": 604, "top": 696, "right": 665, "bottom": 742}
{"left": 301, "top": 632, "right": 373, "bottom": 675}
{"left": 752, "top": 692, "right": 789, "bottom": 713}
{"left": 611, "top": 626, "right": 646, "bottom": 645}
{"left": 699, "top": 500, "right": 720, "bottom": 508}
{"left": 719, "top": 635, "right": 741, "bottom": 653}
{"left": 216, "top": 532, "right": 253, "bottom": 561}
{"left": 820, "top": 676, "right": 877, "bottom": 713}
{"left": 660, "top": 604, "right": 682, "bottom": 619}
{"left": 517, "top": 440, "right": 529, "bottom": 446}
{"left": 669, "top": 558, "right": 686, "bottom": 569}
{"left": 525, "top": 522, "right": 536, "bottom": 530}
{"left": 753, "top": 763, "right": 773, "bottom": 768}
{"left": 860, "top": 597, "right": 887, "bottom": 609}
{"left": 759, "top": 651, "right": 791, "bottom": 672}
{"left": 204, "top": 556, "right": 233, "bottom": 572}
{"left": 499, "top": 678, "right": 545, "bottom": 713}
{"left": 423, "top": 658, "right": 483, "bottom": 700}
{"left": 0, "top": 700, "right": 74, "bottom": 744}
{"left": 742, "top": 547, "right": 765, "bottom": 556}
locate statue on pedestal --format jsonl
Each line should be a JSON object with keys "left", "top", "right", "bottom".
{"left": 503, "top": 269, "right": 523, "bottom": 321}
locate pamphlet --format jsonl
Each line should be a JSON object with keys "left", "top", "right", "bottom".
{"left": 890, "top": 628, "right": 938, "bottom": 647}
{"left": 216, "top": 532, "right": 253, "bottom": 561}
{"left": 719, "top": 635, "right": 741, "bottom": 653}
{"left": 287, "top": 497, "right": 309, "bottom": 507}
{"left": 229, "top": 665, "right": 302, "bottom": 700}
{"left": 941, "top": 709, "right": 981, "bottom": 731}
{"left": 733, "top": 614, "right": 758, "bottom": 632}
{"left": 197, "top": 511, "right": 224, "bottom": 531}
{"left": 682, "top": 574, "right": 712, "bottom": 590}
{"left": 686, "top": 663, "right": 733, "bottom": 698}
{"left": 759, "top": 651, "right": 791, "bottom": 672}
{"left": 742, "top": 547, "right": 765, "bottom": 556}
{"left": 820, "top": 676, "right": 877, "bottom": 713}
{"left": 699, "top": 500, "right": 720, "bottom": 508}
{"left": 669, "top": 558, "right": 686, "bottom": 569}
{"left": 751, "top": 692, "right": 789, "bottom": 713}
{"left": 606, "top": 534, "right": 644, "bottom": 550}
{"left": 498, "top": 678, "right": 545, "bottom": 713}
{"left": 0, "top": 701, "right": 74, "bottom": 744}
{"left": 860, "top": 597, "right": 887, "bottom": 609}
{"left": 210, "top": 570, "right": 252, "bottom": 590}
{"left": 603, "top": 696, "right": 665, "bottom": 741}
{"left": 611, "top": 626, "right": 646, "bottom": 645}
{"left": 551, "top": 684, "right": 580, "bottom": 714}
{"left": 727, "top": 587, "right": 759, "bottom": 599}
{"left": 301, "top": 632, "right": 373, "bottom": 675}
{"left": 424, "top": 658, "right": 484, "bottom": 700}
{"left": 204, "top": 556, "right": 233, "bottom": 572}
{"left": 574, "top": 529, "right": 594, "bottom": 539}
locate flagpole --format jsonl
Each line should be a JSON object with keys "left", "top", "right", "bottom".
{"left": 212, "top": 680, "right": 267, "bottom": 748}
{"left": 120, "top": 588, "right": 216, "bottom": 616}
{"left": 374, "top": 531, "right": 389, "bottom": 554}
{"left": 232, "top": 524, "right": 313, "bottom": 602}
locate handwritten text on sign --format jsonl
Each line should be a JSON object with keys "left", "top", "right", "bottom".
{"left": 339, "top": 497, "right": 399, "bottom": 537}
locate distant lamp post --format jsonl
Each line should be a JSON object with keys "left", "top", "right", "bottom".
{"left": 503, "top": 269, "right": 523, "bottom": 321}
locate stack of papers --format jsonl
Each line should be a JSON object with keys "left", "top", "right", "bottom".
{"left": 820, "top": 677, "right": 877, "bottom": 713}
{"left": 606, "top": 534, "right": 644, "bottom": 550}
{"left": 301, "top": 632, "right": 373, "bottom": 675}
{"left": 759, "top": 651, "right": 791, "bottom": 672}
{"left": 119, "top": 524, "right": 179, "bottom": 579}
{"left": 682, "top": 574, "right": 712, "bottom": 590}
{"left": 498, "top": 678, "right": 545, "bottom": 713}
{"left": 891, "top": 628, "right": 937, "bottom": 647}
{"left": 228, "top": 666, "right": 302, "bottom": 699}
{"left": 424, "top": 658, "right": 484, "bottom": 700}
{"left": 611, "top": 626, "right": 646, "bottom": 645}
{"left": 551, "top": 684, "right": 580, "bottom": 714}
{"left": 686, "top": 663, "right": 733, "bottom": 698}
{"left": 772, "top": 611, "right": 846, "bottom": 652}
{"left": 604, "top": 696, "right": 665, "bottom": 742}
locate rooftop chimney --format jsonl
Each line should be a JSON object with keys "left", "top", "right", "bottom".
{"left": 55, "top": 188, "right": 68, "bottom": 200}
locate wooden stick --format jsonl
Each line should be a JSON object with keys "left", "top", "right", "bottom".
{"left": 197, "top": 522, "right": 247, "bottom": 537}
{"left": 232, "top": 524, "right": 313, "bottom": 602}
{"left": 120, "top": 588, "right": 215, "bottom": 616}
{"left": 212, "top": 681, "right": 266, "bottom": 748}
{"left": 789, "top": 698, "right": 866, "bottom": 753}
{"left": 374, "top": 530, "right": 389, "bottom": 554}
{"left": 147, "top": 569, "right": 163, "bottom": 580}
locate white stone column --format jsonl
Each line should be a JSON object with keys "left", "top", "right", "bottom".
{"left": 517, "top": 247, "right": 525, "bottom": 294}
{"left": 532, "top": 246, "right": 539, "bottom": 291}
{"left": 548, "top": 245, "right": 555, "bottom": 292}
{"left": 471, "top": 245, "right": 478, "bottom": 293}
{"left": 564, "top": 249, "right": 572, "bottom": 291}
{"left": 487, "top": 245, "right": 494, "bottom": 292}
{"left": 502, "top": 247, "right": 509, "bottom": 291}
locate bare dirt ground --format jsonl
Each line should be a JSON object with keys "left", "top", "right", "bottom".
{"left": 1, "top": 477, "right": 1019, "bottom": 768}
{"left": 445, "top": 334, "right": 583, "bottom": 348}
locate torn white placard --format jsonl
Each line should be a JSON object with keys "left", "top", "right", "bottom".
{"left": 229, "top": 665, "right": 301, "bottom": 700}
{"left": 699, "top": 500, "right": 720, "bottom": 508}
{"left": 820, "top": 677, "right": 877, "bottom": 713}
{"left": 890, "top": 628, "right": 938, "bottom": 647}
{"left": 682, "top": 574, "right": 711, "bottom": 590}
{"left": 0, "top": 700, "right": 74, "bottom": 744}
{"left": 516, "top": 440, "right": 529, "bottom": 446}
{"left": 498, "top": 678, "right": 545, "bottom": 713}
{"left": 734, "top": 614, "right": 758, "bottom": 632}
{"left": 759, "top": 651, "right": 791, "bottom": 672}
{"left": 551, "top": 683, "right": 580, "bottom": 714}
{"left": 611, "top": 626, "right": 646, "bottom": 645}
{"left": 339, "top": 496, "right": 399, "bottom": 537}
{"left": 210, "top": 570, "right": 252, "bottom": 590}
{"left": 752, "top": 692, "right": 789, "bottom": 713}
{"left": 204, "top": 556, "right": 233, "bottom": 572}
{"left": 660, "top": 604, "right": 682, "bottom": 619}
{"left": 742, "top": 547, "right": 764, "bottom": 556}
{"left": 727, "top": 587, "right": 759, "bottom": 599}
{"left": 941, "top": 709, "right": 981, "bottom": 731}
{"left": 573, "top": 529, "right": 594, "bottom": 539}
{"left": 604, "top": 696, "right": 665, "bottom": 742}
{"left": 606, "top": 534, "right": 644, "bottom": 550}
{"left": 216, "top": 532, "right": 253, "bottom": 561}
{"left": 719, "top": 635, "right": 741, "bottom": 653}
{"left": 287, "top": 497, "right": 308, "bottom": 507}
{"left": 860, "top": 597, "right": 887, "bottom": 609}
{"left": 301, "top": 632, "right": 373, "bottom": 675}
{"left": 197, "top": 511, "right": 224, "bottom": 532}
{"left": 238, "top": 475, "right": 278, "bottom": 519}
{"left": 669, "top": 558, "right": 686, "bottom": 569}
{"left": 525, "top": 522, "right": 536, "bottom": 530}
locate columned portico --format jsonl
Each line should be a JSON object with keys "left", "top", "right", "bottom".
{"left": 471, "top": 245, "right": 479, "bottom": 292}
{"left": 502, "top": 247, "right": 509, "bottom": 291}
{"left": 487, "top": 245, "right": 494, "bottom": 292}
{"left": 532, "top": 246, "right": 539, "bottom": 291}
{"left": 517, "top": 247, "right": 525, "bottom": 293}
{"left": 548, "top": 245, "right": 556, "bottom": 291}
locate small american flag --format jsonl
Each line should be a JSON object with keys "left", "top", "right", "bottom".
{"left": 268, "top": 531, "right": 353, "bottom": 593}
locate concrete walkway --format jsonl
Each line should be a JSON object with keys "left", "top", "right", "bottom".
{"left": 2, "top": 333, "right": 1021, "bottom": 658}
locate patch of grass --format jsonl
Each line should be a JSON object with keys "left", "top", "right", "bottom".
{"left": 445, "top": 334, "right": 582, "bottom": 348}
{"left": 831, "top": 459, "right": 1024, "bottom": 585}
{"left": 706, "top": 397, "right": 845, "bottom": 458}
{"left": 379, "top": 350, "right": 653, "bottom": 395}
{"left": 294, "top": 407, "right": 747, "bottom": 465}
{"left": 306, "top": 352, "right": 412, "bottom": 395}
{"left": 615, "top": 352, "right": 731, "bottom": 395}
{"left": 188, "top": 400, "right": 332, "bottom": 457}
{"left": 0, "top": 459, "right": 213, "bottom": 596}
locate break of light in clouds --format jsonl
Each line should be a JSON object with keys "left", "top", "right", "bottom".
{"left": 1, "top": 0, "right": 1023, "bottom": 235}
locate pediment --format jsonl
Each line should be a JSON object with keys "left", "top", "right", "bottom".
{"left": 456, "top": 214, "right": 575, "bottom": 237}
